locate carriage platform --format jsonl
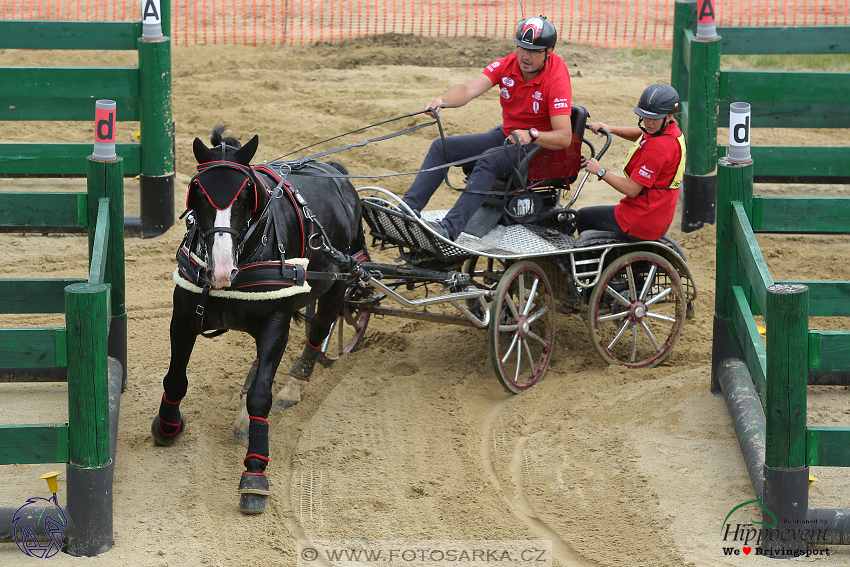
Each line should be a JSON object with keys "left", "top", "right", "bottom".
{"left": 357, "top": 186, "right": 697, "bottom": 298}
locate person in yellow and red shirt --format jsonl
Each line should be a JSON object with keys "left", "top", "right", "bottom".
{"left": 402, "top": 16, "right": 573, "bottom": 241}
{"left": 580, "top": 83, "right": 686, "bottom": 241}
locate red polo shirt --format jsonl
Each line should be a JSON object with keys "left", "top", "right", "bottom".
{"left": 614, "top": 120, "right": 684, "bottom": 241}
{"left": 482, "top": 52, "right": 572, "bottom": 136}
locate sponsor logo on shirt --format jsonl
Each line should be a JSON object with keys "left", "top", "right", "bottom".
{"left": 533, "top": 101, "right": 540, "bottom": 113}
{"left": 638, "top": 165, "right": 654, "bottom": 179}
{"left": 502, "top": 77, "right": 514, "bottom": 87}
{"left": 533, "top": 91, "right": 543, "bottom": 101}
{"left": 486, "top": 61, "right": 501, "bottom": 72}
{"left": 501, "top": 87, "right": 510, "bottom": 100}
{"left": 554, "top": 102, "right": 568, "bottom": 109}
{"left": 554, "top": 97, "right": 565, "bottom": 102}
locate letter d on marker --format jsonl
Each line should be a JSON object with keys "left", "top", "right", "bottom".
{"left": 728, "top": 102, "right": 752, "bottom": 163}
{"left": 92, "top": 100, "right": 117, "bottom": 161}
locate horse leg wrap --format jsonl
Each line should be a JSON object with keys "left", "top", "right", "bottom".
{"left": 244, "top": 416, "right": 270, "bottom": 474}
{"left": 239, "top": 416, "right": 270, "bottom": 514}
{"left": 151, "top": 395, "right": 185, "bottom": 446}
{"left": 288, "top": 340, "right": 322, "bottom": 381}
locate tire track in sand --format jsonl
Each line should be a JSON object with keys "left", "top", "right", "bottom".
{"left": 481, "top": 396, "right": 600, "bottom": 567}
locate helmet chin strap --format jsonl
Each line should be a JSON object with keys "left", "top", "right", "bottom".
{"left": 637, "top": 116, "right": 670, "bottom": 137}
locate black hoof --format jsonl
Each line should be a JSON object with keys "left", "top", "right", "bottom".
{"left": 238, "top": 472, "right": 270, "bottom": 514}
{"left": 151, "top": 414, "right": 185, "bottom": 446}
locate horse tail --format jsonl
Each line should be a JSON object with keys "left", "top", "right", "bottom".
{"left": 211, "top": 124, "right": 243, "bottom": 149}
{"left": 292, "top": 309, "right": 308, "bottom": 325}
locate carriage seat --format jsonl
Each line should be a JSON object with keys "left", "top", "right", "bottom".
{"left": 461, "top": 105, "right": 589, "bottom": 237}
{"left": 575, "top": 230, "right": 687, "bottom": 262}
{"left": 493, "top": 104, "right": 588, "bottom": 193}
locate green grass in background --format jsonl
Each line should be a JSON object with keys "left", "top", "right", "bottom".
{"left": 722, "top": 54, "right": 850, "bottom": 72}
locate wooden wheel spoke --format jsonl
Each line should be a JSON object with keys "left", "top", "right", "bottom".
{"left": 645, "top": 286, "right": 672, "bottom": 306}
{"left": 639, "top": 321, "right": 662, "bottom": 351}
{"left": 604, "top": 286, "right": 631, "bottom": 307}
{"left": 639, "top": 265, "right": 658, "bottom": 301}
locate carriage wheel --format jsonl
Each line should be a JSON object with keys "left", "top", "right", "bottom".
{"left": 587, "top": 251, "right": 684, "bottom": 369}
{"left": 488, "top": 261, "right": 556, "bottom": 394}
{"left": 463, "top": 256, "right": 507, "bottom": 318}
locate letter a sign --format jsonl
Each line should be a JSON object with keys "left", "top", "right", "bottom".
{"left": 698, "top": 0, "right": 715, "bottom": 24}
{"left": 143, "top": 0, "right": 161, "bottom": 24}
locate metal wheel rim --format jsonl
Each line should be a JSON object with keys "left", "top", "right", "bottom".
{"left": 587, "top": 252, "right": 684, "bottom": 369}
{"left": 489, "top": 261, "right": 555, "bottom": 393}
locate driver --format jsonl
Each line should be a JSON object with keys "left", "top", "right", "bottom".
{"left": 579, "top": 83, "right": 686, "bottom": 241}
{"left": 401, "top": 16, "right": 573, "bottom": 241}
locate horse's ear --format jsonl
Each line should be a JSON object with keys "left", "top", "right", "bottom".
{"left": 193, "top": 137, "right": 213, "bottom": 164}
{"left": 235, "top": 135, "right": 259, "bottom": 166}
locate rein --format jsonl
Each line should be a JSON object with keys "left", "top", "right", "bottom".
{"left": 274, "top": 108, "right": 507, "bottom": 181}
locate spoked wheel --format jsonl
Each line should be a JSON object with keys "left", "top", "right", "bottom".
{"left": 488, "top": 261, "right": 556, "bottom": 394}
{"left": 587, "top": 251, "right": 684, "bottom": 368}
{"left": 463, "top": 256, "right": 506, "bottom": 318}
{"left": 316, "top": 283, "right": 372, "bottom": 367}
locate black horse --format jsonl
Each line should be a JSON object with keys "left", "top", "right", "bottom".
{"left": 151, "top": 126, "right": 365, "bottom": 514}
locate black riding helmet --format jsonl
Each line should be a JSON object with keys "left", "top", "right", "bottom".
{"left": 514, "top": 16, "right": 557, "bottom": 50}
{"left": 634, "top": 83, "right": 680, "bottom": 119}
{"left": 634, "top": 83, "right": 680, "bottom": 137}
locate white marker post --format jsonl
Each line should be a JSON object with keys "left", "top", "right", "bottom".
{"left": 696, "top": 0, "right": 717, "bottom": 40}
{"left": 92, "top": 100, "right": 117, "bottom": 161}
{"left": 728, "top": 102, "right": 752, "bottom": 164}
{"left": 141, "top": 0, "right": 163, "bottom": 40}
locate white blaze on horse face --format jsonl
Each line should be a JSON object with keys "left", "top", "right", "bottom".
{"left": 210, "top": 207, "right": 237, "bottom": 289}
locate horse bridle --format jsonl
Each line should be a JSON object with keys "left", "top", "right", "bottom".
{"left": 189, "top": 143, "right": 264, "bottom": 259}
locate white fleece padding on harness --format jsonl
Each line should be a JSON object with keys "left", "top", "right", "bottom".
{"left": 173, "top": 256, "right": 312, "bottom": 300}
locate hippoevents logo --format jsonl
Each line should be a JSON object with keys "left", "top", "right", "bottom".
{"left": 12, "top": 472, "right": 68, "bottom": 559}
{"left": 720, "top": 498, "right": 831, "bottom": 558}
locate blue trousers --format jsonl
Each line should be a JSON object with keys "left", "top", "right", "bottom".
{"left": 402, "top": 126, "right": 527, "bottom": 239}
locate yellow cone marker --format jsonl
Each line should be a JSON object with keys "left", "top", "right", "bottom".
{"left": 40, "top": 471, "right": 62, "bottom": 494}
{"left": 809, "top": 475, "right": 819, "bottom": 490}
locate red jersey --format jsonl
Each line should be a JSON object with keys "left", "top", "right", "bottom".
{"left": 482, "top": 52, "right": 572, "bottom": 136}
{"left": 614, "top": 120, "right": 686, "bottom": 241}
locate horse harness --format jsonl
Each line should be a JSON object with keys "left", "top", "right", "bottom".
{"left": 178, "top": 152, "right": 369, "bottom": 336}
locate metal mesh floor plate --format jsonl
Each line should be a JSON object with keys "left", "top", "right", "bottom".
{"left": 420, "top": 209, "right": 579, "bottom": 258}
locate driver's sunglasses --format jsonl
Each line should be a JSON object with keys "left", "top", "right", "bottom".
{"left": 516, "top": 46, "right": 547, "bottom": 55}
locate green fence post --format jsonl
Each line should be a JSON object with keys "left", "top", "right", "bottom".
{"left": 671, "top": 0, "right": 696, "bottom": 99}
{"left": 711, "top": 156, "right": 753, "bottom": 392}
{"left": 87, "top": 155, "right": 127, "bottom": 390}
{"left": 761, "top": 283, "right": 809, "bottom": 555}
{"left": 680, "top": 31, "right": 721, "bottom": 232}
{"left": 64, "top": 282, "right": 114, "bottom": 556}
{"left": 137, "top": 34, "right": 174, "bottom": 239}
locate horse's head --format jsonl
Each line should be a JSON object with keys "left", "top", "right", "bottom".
{"left": 188, "top": 125, "right": 260, "bottom": 289}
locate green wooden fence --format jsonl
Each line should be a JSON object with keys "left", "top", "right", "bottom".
{"left": 0, "top": 155, "right": 125, "bottom": 555}
{"left": 714, "top": 156, "right": 850, "bottom": 547}
{"left": 0, "top": 1, "right": 174, "bottom": 238}
{"left": 670, "top": 0, "right": 850, "bottom": 231}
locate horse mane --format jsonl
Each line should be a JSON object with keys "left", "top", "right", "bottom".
{"left": 211, "top": 124, "right": 242, "bottom": 149}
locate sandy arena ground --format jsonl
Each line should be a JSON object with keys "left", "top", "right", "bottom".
{"left": 2, "top": 36, "right": 850, "bottom": 566}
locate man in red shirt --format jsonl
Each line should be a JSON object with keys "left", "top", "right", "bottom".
{"left": 402, "top": 16, "right": 573, "bottom": 240}
{"left": 580, "top": 83, "right": 686, "bottom": 241}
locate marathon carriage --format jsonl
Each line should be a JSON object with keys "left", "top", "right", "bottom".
{"left": 314, "top": 105, "right": 698, "bottom": 393}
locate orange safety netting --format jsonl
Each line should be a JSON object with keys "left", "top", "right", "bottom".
{"left": 1, "top": 0, "right": 848, "bottom": 49}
